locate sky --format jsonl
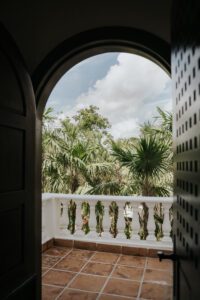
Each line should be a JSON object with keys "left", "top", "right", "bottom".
{"left": 47, "top": 52, "right": 171, "bottom": 139}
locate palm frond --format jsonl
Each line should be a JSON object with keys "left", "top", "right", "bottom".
{"left": 87, "top": 181, "right": 120, "bottom": 195}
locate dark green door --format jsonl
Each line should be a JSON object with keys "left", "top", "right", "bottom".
{"left": 0, "top": 25, "right": 40, "bottom": 299}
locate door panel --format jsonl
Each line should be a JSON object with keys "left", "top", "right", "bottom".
{"left": 0, "top": 25, "right": 39, "bottom": 299}
{"left": 172, "top": 1, "right": 200, "bottom": 299}
{"left": 0, "top": 49, "right": 25, "bottom": 114}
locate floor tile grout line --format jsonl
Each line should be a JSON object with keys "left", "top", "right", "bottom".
{"left": 41, "top": 248, "right": 111, "bottom": 277}
{"left": 42, "top": 249, "right": 172, "bottom": 298}
{"left": 42, "top": 248, "right": 73, "bottom": 277}
{"left": 67, "top": 287, "right": 137, "bottom": 299}
{"left": 89, "top": 260, "right": 117, "bottom": 266}
{"left": 48, "top": 258, "right": 169, "bottom": 271}
{"left": 103, "top": 275, "right": 141, "bottom": 283}
{"left": 43, "top": 271, "right": 172, "bottom": 288}
{"left": 101, "top": 292, "right": 137, "bottom": 299}
{"left": 42, "top": 248, "right": 92, "bottom": 277}
{"left": 142, "top": 280, "right": 172, "bottom": 286}
{"left": 43, "top": 254, "right": 64, "bottom": 258}
{"left": 65, "top": 287, "right": 99, "bottom": 294}
{"left": 79, "top": 272, "right": 142, "bottom": 283}
{"left": 44, "top": 268, "right": 78, "bottom": 276}
{"left": 42, "top": 283, "right": 65, "bottom": 289}
{"left": 79, "top": 272, "right": 143, "bottom": 283}
{"left": 45, "top": 266, "right": 143, "bottom": 282}
{"left": 96, "top": 253, "right": 122, "bottom": 300}
{"left": 136, "top": 256, "right": 148, "bottom": 299}
{"left": 43, "top": 284, "right": 137, "bottom": 299}
{"left": 88, "top": 260, "right": 147, "bottom": 268}
{"left": 54, "top": 250, "right": 98, "bottom": 300}
{"left": 43, "top": 258, "right": 171, "bottom": 273}
{"left": 43, "top": 268, "right": 172, "bottom": 286}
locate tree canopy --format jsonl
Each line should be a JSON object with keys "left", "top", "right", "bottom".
{"left": 42, "top": 105, "right": 173, "bottom": 197}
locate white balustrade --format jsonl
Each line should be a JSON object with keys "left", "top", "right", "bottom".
{"left": 75, "top": 199, "right": 84, "bottom": 236}
{"left": 42, "top": 193, "right": 173, "bottom": 250}
{"left": 131, "top": 202, "right": 140, "bottom": 240}
{"left": 146, "top": 202, "right": 157, "bottom": 241}
{"left": 59, "top": 199, "right": 68, "bottom": 232}
{"left": 117, "top": 201, "right": 126, "bottom": 239}
{"left": 42, "top": 195, "right": 56, "bottom": 243}
{"left": 162, "top": 202, "right": 172, "bottom": 243}
{"left": 87, "top": 199, "right": 98, "bottom": 237}
{"left": 102, "top": 200, "right": 111, "bottom": 238}
{"left": 42, "top": 200, "right": 47, "bottom": 242}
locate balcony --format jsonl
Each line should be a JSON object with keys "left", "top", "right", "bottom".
{"left": 42, "top": 194, "right": 173, "bottom": 299}
{"left": 42, "top": 194, "right": 173, "bottom": 251}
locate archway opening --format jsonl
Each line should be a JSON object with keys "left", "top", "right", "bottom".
{"left": 41, "top": 49, "right": 171, "bottom": 296}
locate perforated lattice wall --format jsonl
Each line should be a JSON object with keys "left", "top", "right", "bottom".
{"left": 172, "top": 45, "right": 200, "bottom": 299}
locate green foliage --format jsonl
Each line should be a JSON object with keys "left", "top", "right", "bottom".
{"left": 132, "top": 137, "right": 169, "bottom": 179}
{"left": 112, "top": 136, "right": 169, "bottom": 185}
{"left": 42, "top": 107, "right": 57, "bottom": 129}
{"left": 68, "top": 200, "right": 76, "bottom": 234}
{"left": 73, "top": 105, "right": 111, "bottom": 133}
{"left": 138, "top": 203, "right": 148, "bottom": 240}
{"left": 88, "top": 181, "right": 121, "bottom": 195}
{"left": 42, "top": 105, "right": 173, "bottom": 240}
{"left": 154, "top": 203, "right": 164, "bottom": 240}
{"left": 109, "top": 201, "right": 118, "bottom": 238}
{"left": 81, "top": 201, "right": 90, "bottom": 234}
{"left": 155, "top": 107, "right": 172, "bottom": 133}
{"left": 124, "top": 202, "right": 133, "bottom": 239}
{"left": 95, "top": 201, "right": 104, "bottom": 236}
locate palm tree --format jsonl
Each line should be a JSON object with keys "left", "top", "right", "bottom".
{"left": 42, "top": 117, "right": 89, "bottom": 193}
{"left": 111, "top": 136, "right": 170, "bottom": 238}
{"left": 111, "top": 136, "right": 169, "bottom": 196}
{"left": 42, "top": 106, "right": 172, "bottom": 238}
{"left": 42, "top": 114, "right": 114, "bottom": 194}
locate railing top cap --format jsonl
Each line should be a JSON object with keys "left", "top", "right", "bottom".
{"left": 42, "top": 193, "right": 173, "bottom": 203}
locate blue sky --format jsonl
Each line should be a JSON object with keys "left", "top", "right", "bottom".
{"left": 47, "top": 52, "right": 171, "bottom": 138}
{"left": 48, "top": 53, "right": 119, "bottom": 111}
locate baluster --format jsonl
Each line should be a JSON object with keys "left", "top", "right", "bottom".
{"left": 54, "top": 198, "right": 61, "bottom": 237}
{"left": 75, "top": 199, "right": 84, "bottom": 236}
{"left": 59, "top": 199, "right": 68, "bottom": 235}
{"left": 63, "top": 199, "right": 69, "bottom": 233}
{"left": 131, "top": 202, "right": 140, "bottom": 240}
{"left": 102, "top": 200, "right": 111, "bottom": 238}
{"left": 88, "top": 199, "right": 98, "bottom": 237}
{"left": 59, "top": 199, "right": 64, "bottom": 230}
{"left": 42, "top": 200, "right": 47, "bottom": 243}
{"left": 162, "top": 203, "right": 172, "bottom": 243}
{"left": 146, "top": 202, "right": 157, "bottom": 241}
{"left": 117, "top": 201, "right": 126, "bottom": 239}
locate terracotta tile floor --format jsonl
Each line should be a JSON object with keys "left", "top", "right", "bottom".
{"left": 42, "top": 246, "right": 173, "bottom": 300}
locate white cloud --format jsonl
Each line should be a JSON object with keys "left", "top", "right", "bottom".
{"left": 163, "top": 99, "right": 172, "bottom": 111}
{"left": 59, "top": 53, "right": 171, "bottom": 138}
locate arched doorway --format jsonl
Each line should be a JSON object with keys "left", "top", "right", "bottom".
{"left": 33, "top": 26, "right": 171, "bottom": 203}
{"left": 33, "top": 27, "right": 170, "bottom": 115}
{"left": 35, "top": 27, "right": 172, "bottom": 299}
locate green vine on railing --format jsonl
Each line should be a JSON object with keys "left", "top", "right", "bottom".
{"left": 81, "top": 201, "right": 90, "bottom": 234}
{"left": 68, "top": 199, "right": 76, "bottom": 234}
{"left": 138, "top": 203, "right": 149, "bottom": 240}
{"left": 154, "top": 203, "right": 164, "bottom": 240}
{"left": 124, "top": 202, "right": 133, "bottom": 239}
{"left": 138, "top": 203, "right": 165, "bottom": 240}
{"left": 109, "top": 201, "right": 118, "bottom": 238}
{"left": 95, "top": 201, "right": 104, "bottom": 236}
